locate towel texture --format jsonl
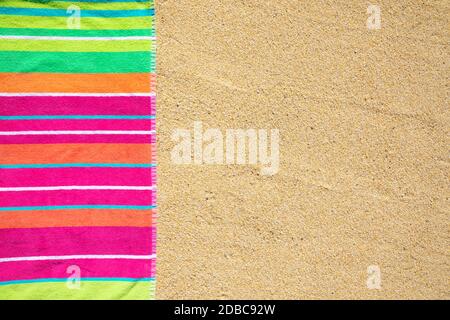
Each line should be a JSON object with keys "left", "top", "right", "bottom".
{"left": 0, "top": 0, "right": 156, "bottom": 299}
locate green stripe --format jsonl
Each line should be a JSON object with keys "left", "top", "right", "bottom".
{"left": 0, "top": 15, "right": 153, "bottom": 30}
{"left": 0, "top": 28, "right": 154, "bottom": 37}
{"left": 0, "top": 39, "right": 154, "bottom": 52}
{"left": 0, "top": 51, "right": 153, "bottom": 73}
{"left": 0, "top": 1, "right": 153, "bottom": 11}
{"left": 0, "top": 280, "right": 155, "bottom": 300}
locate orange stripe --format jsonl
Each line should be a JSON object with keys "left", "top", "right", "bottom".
{"left": 0, "top": 73, "right": 154, "bottom": 93}
{"left": 0, "top": 144, "right": 152, "bottom": 164}
{"left": 0, "top": 210, "right": 154, "bottom": 228}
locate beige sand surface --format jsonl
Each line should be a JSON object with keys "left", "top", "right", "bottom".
{"left": 156, "top": 0, "right": 449, "bottom": 299}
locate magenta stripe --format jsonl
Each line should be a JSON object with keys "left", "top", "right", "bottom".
{"left": 150, "top": 96, "right": 156, "bottom": 115}
{"left": 0, "top": 259, "right": 154, "bottom": 282}
{"left": 0, "top": 227, "right": 154, "bottom": 257}
{"left": 0, "top": 120, "right": 155, "bottom": 131}
{"left": 0, "top": 190, "right": 154, "bottom": 207}
{"left": 0, "top": 96, "right": 154, "bottom": 116}
{"left": 0, "top": 134, "right": 155, "bottom": 144}
{"left": 0, "top": 167, "right": 154, "bottom": 187}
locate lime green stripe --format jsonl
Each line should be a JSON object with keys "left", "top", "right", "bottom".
{"left": 0, "top": 281, "right": 155, "bottom": 300}
{"left": 0, "top": 15, "right": 152, "bottom": 30}
{"left": 0, "top": 39, "right": 154, "bottom": 52}
{"left": 0, "top": 51, "right": 153, "bottom": 73}
{"left": 0, "top": 1, "right": 153, "bottom": 10}
{"left": 0, "top": 28, "right": 154, "bottom": 37}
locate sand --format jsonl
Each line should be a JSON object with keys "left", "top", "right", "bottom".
{"left": 156, "top": 0, "right": 449, "bottom": 299}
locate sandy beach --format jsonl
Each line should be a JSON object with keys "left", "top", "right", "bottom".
{"left": 156, "top": 0, "right": 449, "bottom": 299}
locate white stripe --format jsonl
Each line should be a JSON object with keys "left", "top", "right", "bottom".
{"left": 0, "top": 186, "right": 156, "bottom": 192}
{"left": 0, "top": 93, "right": 155, "bottom": 97}
{"left": 0, "top": 36, "right": 156, "bottom": 41}
{"left": 0, "top": 254, "right": 156, "bottom": 263}
{"left": 0, "top": 130, "right": 155, "bottom": 135}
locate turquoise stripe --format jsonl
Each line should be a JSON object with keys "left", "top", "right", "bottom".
{"left": 0, "top": 51, "right": 152, "bottom": 73}
{"left": 0, "top": 28, "right": 154, "bottom": 37}
{"left": 0, "top": 163, "right": 156, "bottom": 169}
{"left": 0, "top": 205, "right": 156, "bottom": 211}
{"left": 0, "top": 115, "right": 155, "bottom": 120}
{"left": 0, "top": 278, "right": 155, "bottom": 286}
{"left": 0, "top": 7, "right": 154, "bottom": 17}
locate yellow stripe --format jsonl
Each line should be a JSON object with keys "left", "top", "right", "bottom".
{"left": 0, "top": 15, "right": 153, "bottom": 30}
{"left": 0, "top": 39, "right": 154, "bottom": 52}
{"left": 0, "top": 281, "right": 155, "bottom": 300}
{"left": 0, "top": 1, "right": 153, "bottom": 11}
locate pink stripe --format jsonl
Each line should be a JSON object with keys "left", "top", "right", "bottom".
{"left": 150, "top": 96, "right": 156, "bottom": 115}
{"left": 0, "top": 227, "right": 154, "bottom": 257}
{"left": 0, "top": 134, "right": 155, "bottom": 144}
{"left": 0, "top": 120, "right": 155, "bottom": 131}
{"left": 0, "top": 96, "right": 154, "bottom": 116}
{"left": 0, "top": 167, "right": 154, "bottom": 187}
{"left": 0, "top": 190, "right": 154, "bottom": 207}
{"left": 0, "top": 259, "right": 154, "bottom": 282}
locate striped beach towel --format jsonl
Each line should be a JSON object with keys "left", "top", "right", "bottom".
{"left": 0, "top": 0, "right": 156, "bottom": 299}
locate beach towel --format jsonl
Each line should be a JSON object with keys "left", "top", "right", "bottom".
{"left": 0, "top": 0, "right": 156, "bottom": 299}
